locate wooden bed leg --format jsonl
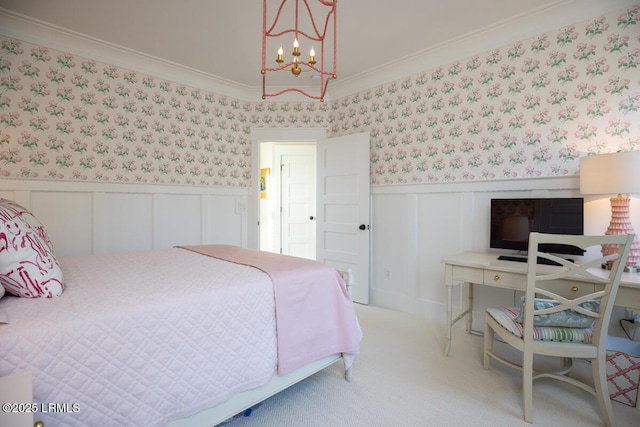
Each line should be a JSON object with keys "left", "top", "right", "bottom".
{"left": 339, "top": 269, "right": 355, "bottom": 383}
{"left": 340, "top": 268, "right": 354, "bottom": 299}
{"left": 345, "top": 366, "right": 353, "bottom": 382}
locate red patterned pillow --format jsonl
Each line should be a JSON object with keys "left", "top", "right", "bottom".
{"left": 0, "top": 199, "right": 64, "bottom": 297}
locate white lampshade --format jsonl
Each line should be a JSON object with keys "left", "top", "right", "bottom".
{"left": 580, "top": 150, "right": 640, "bottom": 195}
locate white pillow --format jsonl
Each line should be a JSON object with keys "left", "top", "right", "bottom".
{"left": 0, "top": 199, "right": 64, "bottom": 297}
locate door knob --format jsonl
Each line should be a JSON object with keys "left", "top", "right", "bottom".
{"left": 359, "top": 224, "right": 367, "bottom": 230}
{"left": 309, "top": 216, "right": 315, "bottom": 220}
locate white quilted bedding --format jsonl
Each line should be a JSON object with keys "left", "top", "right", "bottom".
{"left": 0, "top": 248, "right": 277, "bottom": 427}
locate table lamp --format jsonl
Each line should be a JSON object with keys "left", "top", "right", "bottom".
{"left": 580, "top": 150, "right": 640, "bottom": 272}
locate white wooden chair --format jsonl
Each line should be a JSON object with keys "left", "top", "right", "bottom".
{"left": 483, "top": 232, "right": 634, "bottom": 426}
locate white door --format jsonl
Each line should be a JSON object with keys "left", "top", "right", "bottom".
{"left": 316, "top": 132, "right": 370, "bottom": 304}
{"left": 279, "top": 145, "right": 316, "bottom": 259}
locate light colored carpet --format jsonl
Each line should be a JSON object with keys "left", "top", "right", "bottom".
{"left": 227, "top": 304, "right": 640, "bottom": 426}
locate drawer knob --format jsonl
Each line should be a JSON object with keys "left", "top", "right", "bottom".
{"left": 494, "top": 275, "right": 500, "bottom": 281}
{"left": 571, "top": 286, "right": 579, "bottom": 292}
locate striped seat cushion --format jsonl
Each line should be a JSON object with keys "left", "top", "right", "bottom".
{"left": 487, "top": 307, "right": 594, "bottom": 343}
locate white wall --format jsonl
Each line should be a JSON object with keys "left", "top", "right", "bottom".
{"left": 0, "top": 179, "right": 249, "bottom": 258}
{"left": 369, "top": 175, "right": 640, "bottom": 334}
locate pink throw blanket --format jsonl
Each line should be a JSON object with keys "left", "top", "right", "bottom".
{"left": 177, "top": 245, "right": 362, "bottom": 374}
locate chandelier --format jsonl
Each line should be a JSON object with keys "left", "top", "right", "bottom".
{"left": 261, "top": 0, "right": 337, "bottom": 101}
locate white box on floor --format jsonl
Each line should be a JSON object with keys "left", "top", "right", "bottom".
{"left": 606, "top": 336, "right": 640, "bottom": 407}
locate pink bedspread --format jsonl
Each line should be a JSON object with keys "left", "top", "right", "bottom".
{"left": 178, "top": 245, "right": 362, "bottom": 374}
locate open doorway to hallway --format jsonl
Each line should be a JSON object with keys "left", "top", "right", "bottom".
{"left": 259, "top": 142, "right": 316, "bottom": 260}
{"left": 251, "top": 129, "right": 371, "bottom": 304}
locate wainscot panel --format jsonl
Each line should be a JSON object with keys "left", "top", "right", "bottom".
{"left": 0, "top": 179, "right": 249, "bottom": 258}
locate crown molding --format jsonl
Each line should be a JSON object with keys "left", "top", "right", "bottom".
{"left": 1, "top": 0, "right": 637, "bottom": 102}
{"left": 0, "top": 9, "right": 256, "bottom": 100}
{"left": 329, "top": 0, "right": 638, "bottom": 99}
{"left": 0, "top": 8, "right": 329, "bottom": 103}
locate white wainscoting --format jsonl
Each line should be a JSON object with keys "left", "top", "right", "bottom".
{"left": 0, "top": 179, "right": 250, "bottom": 258}
{"left": 368, "top": 175, "right": 639, "bottom": 328}
{"left": 4, "top": 175, "right": 637, "bottom": 333}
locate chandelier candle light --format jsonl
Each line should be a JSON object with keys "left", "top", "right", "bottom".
{"left": 261, "top": 0, "right": 337, "bottom": 101}
{"left": 580, "top": 150, "right": 640, "bottom": 272}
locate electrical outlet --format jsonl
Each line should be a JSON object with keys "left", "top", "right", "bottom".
{"left": 384, "top": 268, "right": 392, "bottom": 279}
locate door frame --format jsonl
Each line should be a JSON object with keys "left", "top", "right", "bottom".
{"left": 249, "top": 128, "right": 327, "bottom": 250}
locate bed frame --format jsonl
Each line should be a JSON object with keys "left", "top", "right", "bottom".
{"left": 13, "top": 270, "right": 355, "bottom": 427}
{"left": 168, "top": 353, "right": 345, "bottom": 427}
{"left": 167, "top": 269, "right": 355, "bottom": 427}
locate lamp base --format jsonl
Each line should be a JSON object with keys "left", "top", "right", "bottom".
{"left": 601, "top": 195, "right": 640, "bottom": 272}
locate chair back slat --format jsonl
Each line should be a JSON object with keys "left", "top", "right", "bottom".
{"left": 532, "top": 289, "right": 606, "bottom": 318}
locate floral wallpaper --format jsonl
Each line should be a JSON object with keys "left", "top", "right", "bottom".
{"left": 340, "top": 5, "right": 640, "bottom": 185}
{"left": 0, "top": 5, "right": 639, "bottom": 187}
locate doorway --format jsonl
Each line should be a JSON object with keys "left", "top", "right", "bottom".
{"left": 259, "top": 143, "right": 316, "bottom": 259}
{"left": 250, "top": 128, "right": 371, "bottom": 304}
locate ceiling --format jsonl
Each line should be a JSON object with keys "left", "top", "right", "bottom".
{"left": 0, "top": 0, "right": 577, "bottom": 94}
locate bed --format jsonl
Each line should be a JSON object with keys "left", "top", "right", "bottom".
{"left": 0, "top": 199, "right": 362, "bottom": 427}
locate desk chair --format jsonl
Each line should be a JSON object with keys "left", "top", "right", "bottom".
{"left": 483, "top": 232, "right": 634, "bottom": 426}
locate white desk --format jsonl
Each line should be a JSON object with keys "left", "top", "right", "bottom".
{"left": 441, "top": 251, "right": 640, "bottom": 356}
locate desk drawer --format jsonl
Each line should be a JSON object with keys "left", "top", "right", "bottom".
{"left": 483, "top": 270, "right": 596, "bottom": 296}
{"left": 541, "top": 280, "right": 596, "bottom": 298}
{"left": 451, "top": 266, "right": 483, "bottom": 284}
{"left": 484, "top": 270, "right": 523, "bottom": 289}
